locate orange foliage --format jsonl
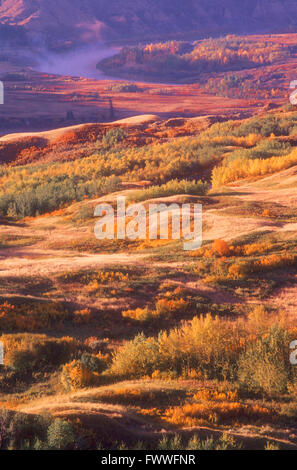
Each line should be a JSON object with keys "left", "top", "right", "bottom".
{"left": 0, "top": 301, "right": 69, "bottom": 331}
{"left": 212, "top": 239, "right": 231, "bottom": 257}
{"left": 73, "top": 308, "right": 92, "bottom": 325}
{"left": 192, "top": 240, "right": 274, "bottom": 261}
{"left": 61, "top": 359, "right": 99, "bottom": 390}
{"left": 228, "top": 253, "right": 296, "bottom": 279}
{"left": 163, "top": 401, "right": 272, "bottom": 426}
{"left": 122, "top": 297, "right": 190, "bottom": 322}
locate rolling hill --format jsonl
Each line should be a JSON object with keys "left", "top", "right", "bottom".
{"left": 1, "top": 107, "right": 297, "bottom": 450}
{"left": 2, "top": 0, "right": 297, "bottom": 452}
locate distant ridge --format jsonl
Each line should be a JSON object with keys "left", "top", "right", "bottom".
{"left": 1, "top": 0, "right": 297, "bottom": 49}
{"left": 0, "top": 114, "right": 160, "bottom": 144}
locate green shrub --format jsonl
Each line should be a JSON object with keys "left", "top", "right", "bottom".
{"left": 102, "top": 129, "right": 127, "bottom": 147}
{"left": 73, "top": 205, "right": 94, "bottom": 222}
{"left": 47, "top": 419, "right": 75, "bottom": 450}
{"left": 238, "top": 326, "right": 291, "bottom": 394}
{"left": 226, "top": 139, "right": 292, "bottom": 163}
{"left": 157, "top": 433, "right": 240, "bottom": 450}
{"left": 234, "top": 116, "right": 284, "bottom": 137}
{"left": 110, "top": 315, "right": 240, "bottom": 380}
{"left": 107, "top": 83, "right": 141, "bottom": 93}
{"left": 9, "top": 413, "right": 47, "bottom": 449}
{"left": 81, "top": 353, "right": 107, "bottom": 373}
{"left": 0, "top": 410, "right": 48, "bottom": 450}
{"left": 157, "top": 434, "right": 182, "bottom": 450}
{"left": 148, "top": 88, "right": 173, "bottom": 95}
{"left": 110, "top": 333, "right": 161, "bottom": 378}
{"left": 0, "top": 175, "right": 120, "bottom": 218}
{"left": 0, "top": 410, "right": 11, "bottom": 449}
{"left": 187, "top": 433, "right": 240, "bottom": 450}
{"left": 128, "top": 179, "right": 208, "bottom": 202}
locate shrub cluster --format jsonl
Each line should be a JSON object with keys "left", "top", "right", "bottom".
{"left": 0, "top": 301, "right": 70, "bottom": 331}
{"left": 110, "top": 308, "right": 297, "bottom": 395}
{"left": 1, "top": 334, "right": 79, "bottom": 374}
{"left": 128, "top": 179, "right": 208, "bottom": 202}
{"left": 61, "top": 353, "right": 107, "bottom": 390}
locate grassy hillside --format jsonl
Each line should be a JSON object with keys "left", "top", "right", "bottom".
{"left": 1, "top": 109, "right": 297, "bottom": 450}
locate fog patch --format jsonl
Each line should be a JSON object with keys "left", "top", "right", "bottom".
{"left": 35, "top": 44, "right": 120, "bottom": 79}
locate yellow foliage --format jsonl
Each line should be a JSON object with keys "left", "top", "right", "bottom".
{"left": 212, "top": 148, "right": 297, "bottom": 187}
{"left": 122, "top": 307, "right": 151, "bottom": 322}
{"left": 61, "top": 360, "right": 99, "bottom": 391}
{"left": 122, "top": 298, "right": 190, "bottom": 322}
{"left": 211, "top": 133, "right": 261, "bottom": 147}
{"left": 234, "top": 241, "right": 273, "bottom": 256}
{"left": 112, "top": 305, "right": 293, "bottom": 382}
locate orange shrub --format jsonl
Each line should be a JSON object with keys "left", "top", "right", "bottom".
{"left": 192, "top": 241, "right": 274, "bottom": 260}
{"left": 212, "top": 240, "right": 231, "bottom": 257}
{"left": 122, "top": 298, "right": 190, "bottom": 322}
{"left": 234, "top": 242, "right": 273, "bottom": 257}
{"left": 163, "top": 401, "right": 272, "bottom": 426}
{"left": 73, "top": 308, "right": 92, "bottom": 325}
{"left": 193, "top": 388, "right": 238, "bottom": 403}
{"left": 155, "top": 298, "right": 189, "bottom": 316}
{"left": 122, "top": 307, "right": 151, "bottom": 322}
{"left": 253, "top": 253, "right": 296, "bottom": 271}
{"left": 228, "top": 263, "right": 247, "bottom": 279}
{"left": 0, "top": 301, "right": 70, "bottom": 332}
{"left": 228, "top": 253, "right": 296, "bottom": 279}
{"left": 61, "top": 359, "right": 99, "bottom": 391}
